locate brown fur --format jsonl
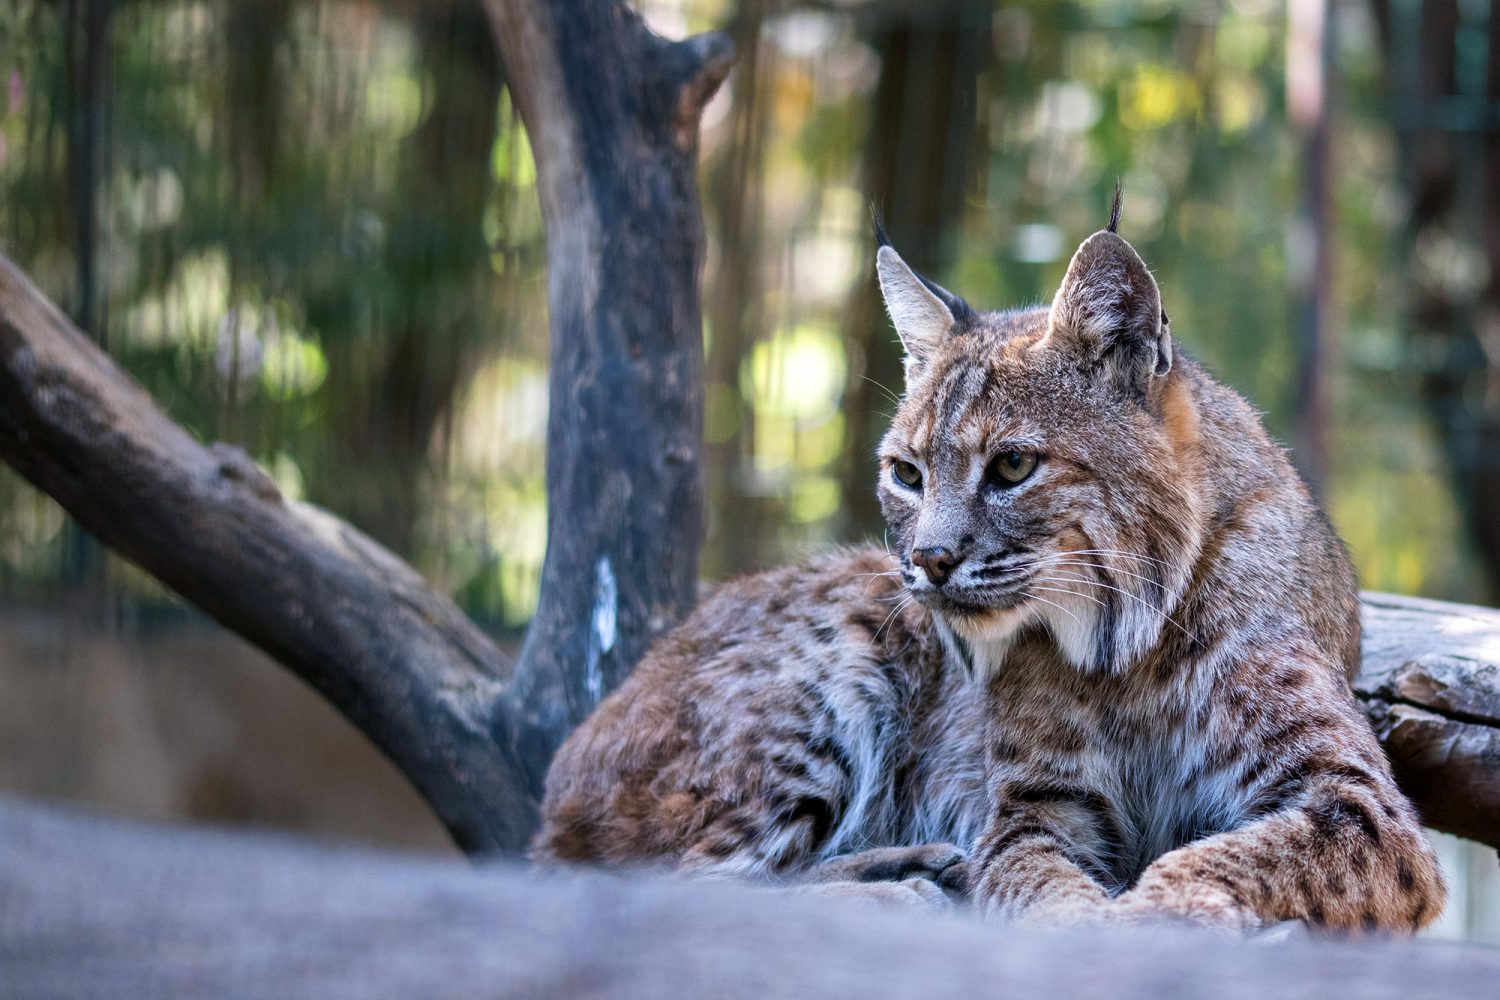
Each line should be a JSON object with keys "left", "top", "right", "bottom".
{"left": 534, "top": 219, "right": 1445, "bottom": 934}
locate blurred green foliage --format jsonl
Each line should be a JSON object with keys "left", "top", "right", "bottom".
{"left": 0, "top": 0, "right": 1490, "bottom": 627}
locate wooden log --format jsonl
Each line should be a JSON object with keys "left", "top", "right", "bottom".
{"left": 1355, "top": 592, "right": 1500, "bottom": 845}
{"left": 2, "top": 796, "right": 1498, "bottom": 1000}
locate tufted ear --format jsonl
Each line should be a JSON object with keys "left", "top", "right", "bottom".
{"left": 1045, "top": 228, "right": 1172, "bottom": 389}
{"left": 874, "top": 224, "right": 972, "bottom": 382}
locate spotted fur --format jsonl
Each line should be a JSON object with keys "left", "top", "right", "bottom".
{"left": 534, "top": 215, "right": 1446, "bottom": 934}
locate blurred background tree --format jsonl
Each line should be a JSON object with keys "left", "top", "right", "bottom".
{"left": 2, "top": 0, "right": 1499, "bottom": 935}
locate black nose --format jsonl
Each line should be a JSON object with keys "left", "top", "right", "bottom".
{"left": 911, "top": 546, "right": 963, "bottom": 586}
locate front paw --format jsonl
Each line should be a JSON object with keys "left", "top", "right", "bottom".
{"left": 801, "top": 876, "right": 953, "bottom": 913}
{"left": 1112, "top": 884, "right": 1264, "bottom": 936}
{"left": 1010, "top": 896, "right": 1115, "bottom": 928}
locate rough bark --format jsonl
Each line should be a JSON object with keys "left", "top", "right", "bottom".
{"left": 839, "top": 4, "right": 991, "bottom": 542}
{"left": 481, "top": 0, "right": 733, "bottom": 749}
{"left": 1373, "top": 0, "right": 1500, "bottom": 599}
{"left": 4, "top": 797, "right": 1500, "bottom": 1000}
{"left": 1286, "top": 0, "right": 1336, "bottom": 496}
{"left": 1355, "top": 592, "right": 1500, "bottom": 844}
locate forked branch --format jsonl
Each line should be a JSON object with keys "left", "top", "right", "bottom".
{"left": 0, "top": 0, "right": 733, "bottom": 854}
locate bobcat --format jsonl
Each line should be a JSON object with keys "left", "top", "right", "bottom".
{"left": 534, "top": 200, "right": 1447, "bottom": 933}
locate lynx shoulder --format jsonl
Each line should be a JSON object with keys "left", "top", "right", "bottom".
{"left": 535, "top": 204, "right": 1445, "bottom": 934}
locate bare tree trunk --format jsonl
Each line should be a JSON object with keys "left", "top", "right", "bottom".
{"left": 62, "top": 0, "right": 109, "bottom": 343}
{"left": 1374, "top": 0, "right": 1500, "bottom": 597}
{"left": 481, "top": 0, "right": 732, "bottom": 743}
{"left": 59, "top": 0, "right": 112, "bottom": 589}
{"left": 323, "top": 3, "right": 502, "bottom": 558}
{"left": 840, "top": 4, "right": 990, "bottom": 540}
{"left": 1287, "top": 0, "right": 1335, "bottom": 496}
{"left": 1475, "top": 0, "right": 1500, "bottom": 589}
{"left": 702, "top": 0, "right": 771, "bottom": 578}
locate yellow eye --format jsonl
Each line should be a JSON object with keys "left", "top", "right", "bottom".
{"left": 992, "top": 450, "right": 1037, "bottom": 486}
{"left": 892, "top": 460, "right": 923, "bottom": 489}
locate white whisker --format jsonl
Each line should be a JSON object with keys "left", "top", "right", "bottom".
{"left": 1025, "top": 591, "right": 1086, "bottom": 630}
{"left": 875, "top": 596, "right": 915, "bottom": 638}
{"left": 859, "top": 374, "right": 903, "bottom": 407}
{"left": 1043, "top": 571, "right": 1198, "bottom": 643}
{"left": 1047, "top": 548, "right": 1176, "bottom": 568}
{"left": 1030, "top": 557, "right": 1172, "bottom": 594}
{"left": 1031, "top": 583, "right": 1107, "bottom": 609}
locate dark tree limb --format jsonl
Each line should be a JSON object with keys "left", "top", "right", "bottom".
{"left": 481, "top": 0, "right": 732, "bottom": 743}
{"left": 0, "top": 251, "right": 541, "bottom": 853}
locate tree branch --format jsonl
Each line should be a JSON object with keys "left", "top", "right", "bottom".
{"left": 0, "top": 251, "right": 542, "bottom": 853}
{"left": 483, "top": 0, "right": 731, "bottom": 741}
{"left": 0, "top": 0, "right": 735, "bottom": 855}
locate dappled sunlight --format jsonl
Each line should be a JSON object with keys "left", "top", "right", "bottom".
{"left": 120, "top": 248, "right": 230, "bottom": 351}
{"left": 1121, "top": 65, "right": 1202, "bottom": 131}
{"left": 259, "top": 326, "right": 329, "bottom": 401}
{"left": 0, "top": 486, "right": 66, "bottom": 575}
{"left": 740, "top": 322, "right": 848, "bottom": 535}
{"left": 435, "top": 353, "right": 550, "bottom": 624}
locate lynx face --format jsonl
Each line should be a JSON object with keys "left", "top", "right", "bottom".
{"left": 874, "top": 227, "right": 1203, "bottom": 676}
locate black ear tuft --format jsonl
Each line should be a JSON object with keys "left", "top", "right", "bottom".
{"left": 871, "top": 209, "right": 975, "bottom": 326}
{"left": 1047, "top": 227, "right": 1171, "bottom": 387}
{"left": 927, "top": 278, "right": 976, "bottom": 326}
{"left": 1107, "top": 179, "right": 1123, "bottom": 234}
{"left": 872, "top": 206, "right": 892, "bottom": 250}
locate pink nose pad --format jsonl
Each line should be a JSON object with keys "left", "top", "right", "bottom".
{"left": 911, "top": 546, "right": 962, "bottom": 586}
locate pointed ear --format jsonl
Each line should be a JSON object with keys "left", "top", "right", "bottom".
{"left": 1045, "top": 230, "right": 1172, "bottom": 387}
{"left": 876, "top": 244, "right": 963, "bottom": 380}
